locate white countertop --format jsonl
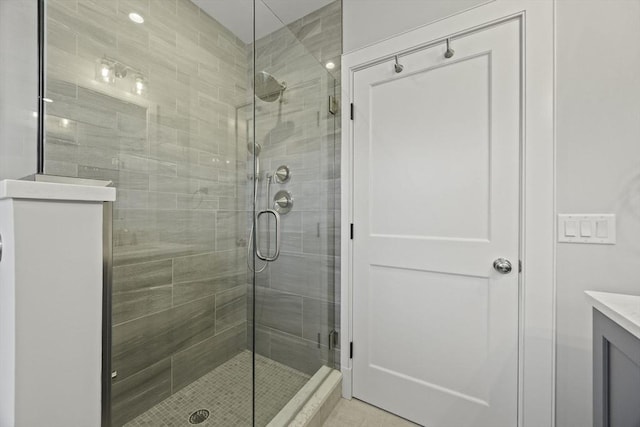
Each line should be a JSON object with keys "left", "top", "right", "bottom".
{"left": 586, "top": 291, "right": 640, "bottom": 340}
{"left": 0, "top": 179, "right": 116, "bottom": 202}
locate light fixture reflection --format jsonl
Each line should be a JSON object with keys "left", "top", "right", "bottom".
{"left": 96, "top": 56, "right": 148, "bottom": 95}
{"left": 325, "top": 61, "right": 335, "bottom": 70}
{"left": 128, "top": 12, "right": 144, "bottom": 24}
{"left": 134, "top": 75, "right": 146, "bottom": 96}
{"left": 97, "top": 59, "right": 115, "bottom": 84}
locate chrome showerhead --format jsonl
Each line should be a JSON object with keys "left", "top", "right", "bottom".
{"left": 255, "top": 71, "right": 286, "bottom": 102}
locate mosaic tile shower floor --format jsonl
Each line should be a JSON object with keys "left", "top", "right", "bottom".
{"left": 123, "top": 351, "right": 310, "bottom": 427}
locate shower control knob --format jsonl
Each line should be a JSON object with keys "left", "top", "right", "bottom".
{"left": 274, "top": 165, "right": 291, "bottom": 183}
{"left": 273, "top": 190, "right": 293, "bottom": 214}
{"left": 493, "top": 258, "right": 512, "bottom": 274}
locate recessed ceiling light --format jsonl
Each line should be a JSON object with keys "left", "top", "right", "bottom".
{"left": 325, "top": 61, "right": 335, "bottom": 70}
{"left": 128, "top": 12, "right": 144, "bottom": 24}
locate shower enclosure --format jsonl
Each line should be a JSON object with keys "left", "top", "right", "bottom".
{"left": 42, "top": 0, "right": 341, "bottom": 425}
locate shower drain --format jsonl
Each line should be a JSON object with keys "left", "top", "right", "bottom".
{"left": 189, "top": 409, "right": 210, "bottom": 424}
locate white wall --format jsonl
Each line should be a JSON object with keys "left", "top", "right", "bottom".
{"left": 344, "top": 1, "right": 640, "bottom": 426}
{"left": 555, "top": 1, "right": 640, "bottom": 426}
{"left": 0, "top": 0, "right": 38, "bottom": 180}
{"left": 342, "top": 0, "right": 490, "bottom": 53}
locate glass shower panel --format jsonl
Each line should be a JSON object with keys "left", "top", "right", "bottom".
{"left": 252, "top": 1, "right": 342, "bottom": 424}
{"left": 44, "top": 0, "right": 254, "bottom": 425}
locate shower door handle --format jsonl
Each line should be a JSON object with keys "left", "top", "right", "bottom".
{"left": 255, "top": 209, "right": 281, "bottom": 262}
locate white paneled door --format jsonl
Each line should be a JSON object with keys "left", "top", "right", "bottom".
{"left": 352, "top": 19, "right": 521, "bottom": 427}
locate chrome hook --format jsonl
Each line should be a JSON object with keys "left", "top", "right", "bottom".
{"left": 444, "top": 38, "right": 455, "bottom": 59}
{"left": 394, "top": 55, "right": 404, "bottom": 73}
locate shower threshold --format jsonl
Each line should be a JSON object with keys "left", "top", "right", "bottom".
{"left": 123, "top": 351, "right": 310, "bottom": 427}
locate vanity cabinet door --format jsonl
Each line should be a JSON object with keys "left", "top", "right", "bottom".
{"left": 593, "top": 309, "right": 640, "bottom": 427}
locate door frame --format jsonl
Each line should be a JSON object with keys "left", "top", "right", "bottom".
{"left": 340, "top": 2, "right": 556, "bottom": 427}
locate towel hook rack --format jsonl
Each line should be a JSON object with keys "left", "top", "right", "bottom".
{"left": 394, "top": 55, "right": 404, "bottom": 73}
{"left": 444, "top": 38, "right": 455, "bottom": 59}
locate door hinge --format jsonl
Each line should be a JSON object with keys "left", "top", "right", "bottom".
{"left": 350, "top": 223, "right": 354, "bottom": 239}
{"left": 349, "top": 342, "right": 353, "bottom": 359}
{"left": 329, "top": 95, "right": 338, "bottom": 115}
{"left": 329, "top": 330, "right": 338, "bottom": 350}
{"left": 519, "top": 260, "right": 522, "bottom": 273}
{"left": 350, "top": 103, "right": 354, "bottom": 120}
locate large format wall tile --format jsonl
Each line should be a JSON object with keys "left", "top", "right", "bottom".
{"left": 216, "top": 285, "right": 248, "bottom": 333}
{"left": 173, "top": 248, "right": 245, "bottom": 283}
{"left": 113, "top": 259, "right": 172, "bottom": 292}
{"left": 173, "top": 272, "right": 245, "bottom": 307}
{"left": 111, "top": 358, "right": 172, "bottom": 426}
{"left": 269, "top": 252, "right": 336, "bottom": 301}
{"left": 254, "top": 287, "right": 303, "bottom": 337}
{"left": 112, "top": 295, "right": 216, "bottom": 380}
{"left": 270, "top": 330, "right": 329, "bottom": 376}
{"left": 112, "top": 284, "right": 173, "bottom": 324}
{"left": 172, "top": 322, "right": 246, "bottom": 392}
{"left": 302, "top": 296, "right": 338, "bottom": 346}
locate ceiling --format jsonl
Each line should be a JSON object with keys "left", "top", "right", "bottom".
{"left": 191, "top": 0, "right": 335, "bottom": 44}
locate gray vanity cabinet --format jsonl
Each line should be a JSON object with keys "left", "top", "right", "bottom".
{"left": 593, "top": 308, "right": 640, "bottom": 427}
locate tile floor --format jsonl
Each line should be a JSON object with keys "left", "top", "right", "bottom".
{"left": 323, "top": 398, "right": 419, "bottom": 427}
{"left": 123, "top": 350, "right": 309, "bottom": 426}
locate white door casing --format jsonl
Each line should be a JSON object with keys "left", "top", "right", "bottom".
{"left": 351, "top": 18, "right": 520, "bottom": 427}
{"left": 341, "top": 2, "right": 556, "bottom": 427}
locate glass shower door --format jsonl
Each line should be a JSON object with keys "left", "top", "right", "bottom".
{"left": 251, "top": 1, "right": 341, "bottom": 424}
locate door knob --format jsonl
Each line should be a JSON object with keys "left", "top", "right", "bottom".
{"left": 493, "top": 258, "right": 512, "bottom": 274}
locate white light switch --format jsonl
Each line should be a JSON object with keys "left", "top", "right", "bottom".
{"left": 558, "top": 214, "right": 616, "bottom": 244}
{"left": 596, "top": 220, "right": 608, "bottom": 238}
{"left": 580, "top": 221, "right": 592, "bottom": 237}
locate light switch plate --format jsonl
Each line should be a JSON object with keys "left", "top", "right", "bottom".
{"left": 558, "top": 214, "right": 616, "bottom": 244}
